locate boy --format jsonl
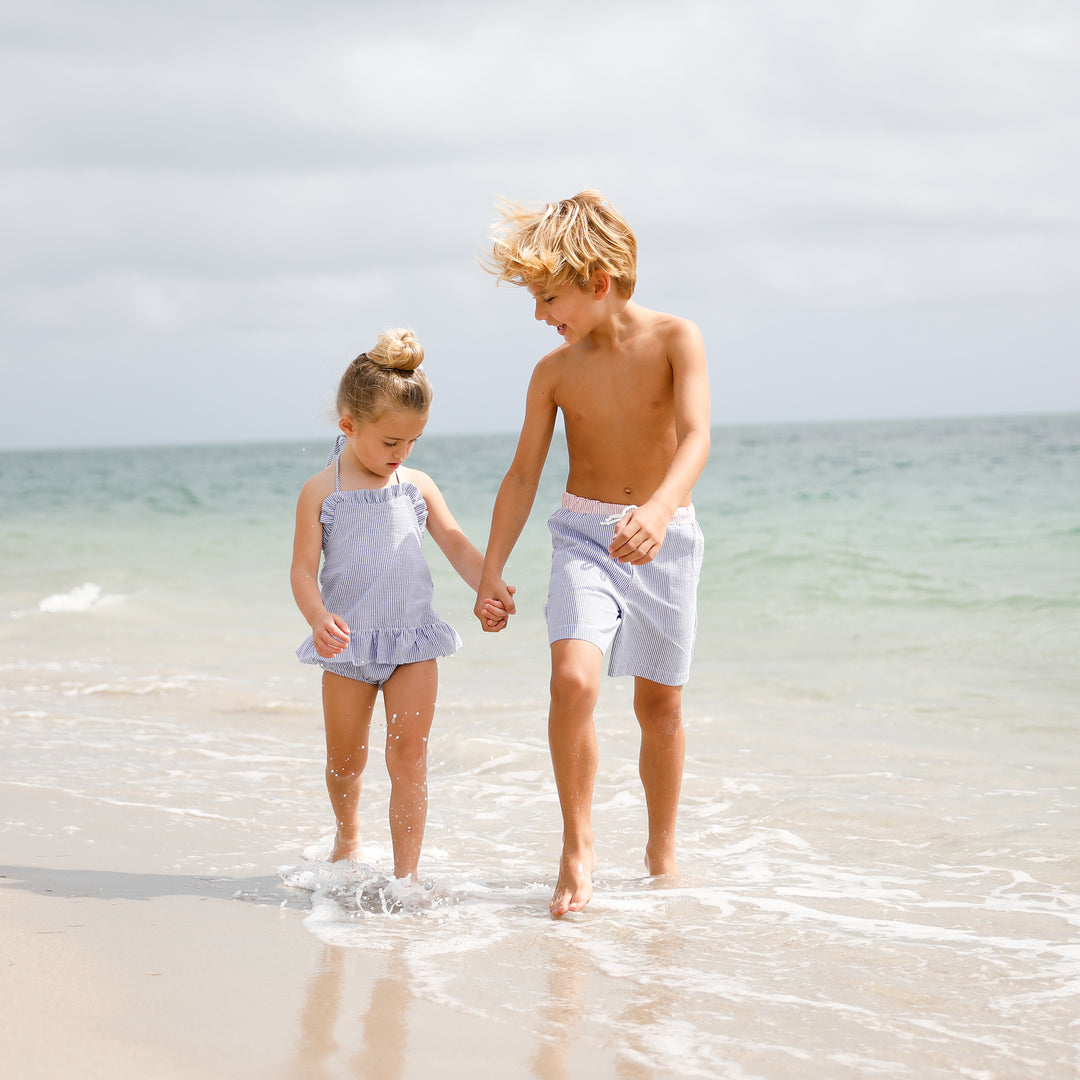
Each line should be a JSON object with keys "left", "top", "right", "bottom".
{"left": 475, "top": 190, "right": 710, "bottom": 917}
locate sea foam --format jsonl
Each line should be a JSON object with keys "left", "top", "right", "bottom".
{"left": 37, "top": 582, "right": 118, "bottom": 613}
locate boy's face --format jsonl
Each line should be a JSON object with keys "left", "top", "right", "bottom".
{"left": 528, "top": 280, "right": 599, "bottom": 346}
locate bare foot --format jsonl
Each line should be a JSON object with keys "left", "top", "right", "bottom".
{"left": 330, "top": 829, "right": 361, "bottom": 862}
{"left": 550, "top": 847, "right": 599, "bottom": 917}
{"left": 644, "top": 845, "right": 679, "bottom": 879}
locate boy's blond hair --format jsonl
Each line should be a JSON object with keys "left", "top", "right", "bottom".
{"left": 487, "top": 190, "right": 637, "bottom": 299}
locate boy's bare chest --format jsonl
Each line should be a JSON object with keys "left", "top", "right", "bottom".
{"left": 553, "top": 352, "right": 673, "bottom": 427}
{"left": 555, "top": 360, "right": 678, "bottom": 499}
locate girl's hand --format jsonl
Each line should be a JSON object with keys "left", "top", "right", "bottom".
{"left": 313, "top": 613, "right": 351, "bottom": 658}
{"left": 476, "top": 585, "right": 515, "bottom": 632}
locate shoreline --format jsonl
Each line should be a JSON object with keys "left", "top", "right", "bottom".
{"left": 0, "top": 786, "right": 556, "bottom": 1080}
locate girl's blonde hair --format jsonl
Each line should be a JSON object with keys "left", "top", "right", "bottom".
{"left": 336, "top": 328, "right": 433, "bottom": 424}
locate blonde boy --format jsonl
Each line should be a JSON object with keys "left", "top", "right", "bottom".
{"left": 475, "top": 191, "right": 711, "bottom": 917}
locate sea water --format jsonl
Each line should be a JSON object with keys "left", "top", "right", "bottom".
{"left": 2, "top": 414, "right": 1079, "bottom": 1078}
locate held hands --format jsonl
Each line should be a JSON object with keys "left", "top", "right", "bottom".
{"left": 474, "top": 582, "right": 516, "bottom": 633}
{"left": 313, "top": 613, "right": 351, "bottom": 658}
{"left": 609, "top": 504, "right": 670, "bottom": 564}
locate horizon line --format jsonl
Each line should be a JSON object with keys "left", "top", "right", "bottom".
{"left": 1, "top": 407, "right": 1077, "bottom": 456}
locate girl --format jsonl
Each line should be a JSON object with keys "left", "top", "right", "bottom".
{"left": 291, "top": 328, "right": 506, "bottom": 881}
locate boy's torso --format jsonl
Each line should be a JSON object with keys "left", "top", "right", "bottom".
{"left": 547, "top": 308, "right": 685, "bottom": 506}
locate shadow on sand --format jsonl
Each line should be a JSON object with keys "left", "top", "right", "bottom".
{"left": 0, "top": 864, "right": 309, "bottom": 908}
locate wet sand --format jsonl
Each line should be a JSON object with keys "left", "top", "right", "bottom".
{"left": 0, "top": 785, "right": 578, "bottom": 1080}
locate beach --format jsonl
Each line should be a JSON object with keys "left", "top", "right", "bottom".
{"left": 3, "top": 415, "right": 1079, "bottom": 1078}
{"left": 2, "top": 782, "right": 543, "bottom": 1080}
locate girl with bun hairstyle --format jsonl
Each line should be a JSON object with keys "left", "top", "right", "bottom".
{"left": 291, "top": 328, "right": 508, "bottom": 880}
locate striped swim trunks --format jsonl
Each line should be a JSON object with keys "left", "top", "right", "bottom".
{"left": 544, "top": 493, "right": 705, "bottom": 687}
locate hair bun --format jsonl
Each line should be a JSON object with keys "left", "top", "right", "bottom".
{"left": 368, "top": 327, "right": 424, "bottom": 372}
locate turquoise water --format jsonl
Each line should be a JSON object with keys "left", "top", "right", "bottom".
{"left": 2, "top": 414, "right": 1079, "bottom": 1078}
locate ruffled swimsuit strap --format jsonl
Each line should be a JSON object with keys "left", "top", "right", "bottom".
{"left": 326, "top": 434, "right": 347, "bottom": 492}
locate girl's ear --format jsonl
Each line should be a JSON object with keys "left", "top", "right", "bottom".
{"left": 338, "top": 415, "right": 357, "bottom": 437}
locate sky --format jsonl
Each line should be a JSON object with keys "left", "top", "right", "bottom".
{"left": 2, "top": 0, "right": 1078, "bottom": 450}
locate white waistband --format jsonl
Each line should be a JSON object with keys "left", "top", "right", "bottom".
{"left": 561, "top": 492, "right": 696, "bottom": 524}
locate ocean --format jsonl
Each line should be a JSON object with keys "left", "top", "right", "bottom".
{"left": 2, "top": 413, "right": 1079, "bottom": 1078}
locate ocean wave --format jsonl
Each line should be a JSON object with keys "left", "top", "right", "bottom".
{"left": 35, "top": 582, "right": 123, "bottom": 615}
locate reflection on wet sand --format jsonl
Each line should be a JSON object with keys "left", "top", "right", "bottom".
{"left": 531, "top": 938, "right": 588, "bottom": 1080}
{"left": 289, "top": 945, "right": 411, "bottom": 1080}
{"left": 531, "top": 910, "right": 690, "bottom": 1080}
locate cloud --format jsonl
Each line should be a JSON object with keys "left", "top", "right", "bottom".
{"left": 1, "top": 0, "right": 1078, "bottom": 448}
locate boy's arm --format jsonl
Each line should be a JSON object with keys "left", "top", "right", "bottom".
{"left": 474, "top": 360, "right": 558, "bottom": 629}
{"left": 290, "top": 476, "right": 350, "bottom": 657}
{"left": 609, "top": 319, "right": 711, "bottom": 564}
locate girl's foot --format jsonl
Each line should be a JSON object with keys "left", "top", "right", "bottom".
{"left": 330, "top": 829, "right": 362, "bottom": 862}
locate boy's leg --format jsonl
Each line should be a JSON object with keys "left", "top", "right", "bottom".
{"left": 322, "top": 671, "right": 379, "bottom": 862}
{"left": 381, "top": 659, "right": 437, "bottom": 881}
{"left": 548, "top": 638, "right": 604, "bottom": 916}
{"left": 634, "top": 677, "right": 685, "bottom": 878}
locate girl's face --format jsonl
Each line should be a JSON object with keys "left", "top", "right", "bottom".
{"left": 339, "top": 407, "right": 429, "bottom": 482}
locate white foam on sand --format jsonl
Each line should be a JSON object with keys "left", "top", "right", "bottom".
{"left": 280, "top": 851, "right": 457, "bottom": 940}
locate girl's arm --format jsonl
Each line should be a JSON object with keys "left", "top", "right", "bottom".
{"left": 290, "top": 474, "right": 350, "bottom": 657}
{"left": 407, "top": 469, "right": 511, "bottom": 630}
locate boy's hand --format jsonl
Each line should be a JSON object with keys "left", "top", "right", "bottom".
{"left": 475, "top": 582, "right": 516, "bottom": 632}
{"left": 313, "top": 613, "right": 350, "bottom": 658}
{"left": 609, "top": 505, "right": 670, "bottom": 564}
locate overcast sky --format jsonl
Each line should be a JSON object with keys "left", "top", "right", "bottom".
{"left": 2, "top": 0, "right": 1078, "bottom": 450}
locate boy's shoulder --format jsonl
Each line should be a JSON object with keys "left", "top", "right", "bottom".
{"left": 630, "top": 307, "right": 706, "bottom": 374}
{"left": 533, "top": 304, "right": 701, "bottom": 373}
{"left": 634, "top": 304, "right": 702, "bottom": 341}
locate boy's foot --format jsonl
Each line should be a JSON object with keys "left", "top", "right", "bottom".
{"left": 550, "top": 848, "right": 599, "bottom": 917}
{"left": 644, "top": 853, "right": 679, "bottom": 879}
{"left": 644, "top": 841, "right": 678, "bottom": 879}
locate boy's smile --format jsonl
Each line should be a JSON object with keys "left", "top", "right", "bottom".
{"left": 528, "top": 282, "right": 598, "bottom": 345}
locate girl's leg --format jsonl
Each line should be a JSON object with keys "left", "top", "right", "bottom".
{"left": 322, "top": 670, "right": 379, "bottom": 862}
{"left": 380, "top": 659, "right": 437, "bottom": 880}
